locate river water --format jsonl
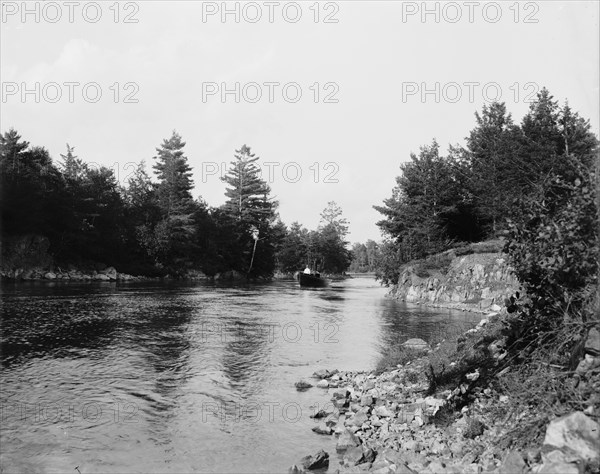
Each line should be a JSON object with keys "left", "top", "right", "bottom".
{"left": 0, "top": 276, "right": 481, "bottom": 473}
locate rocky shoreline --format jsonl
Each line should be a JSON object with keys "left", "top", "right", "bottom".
{"left": 289, "top": 312, "right": 600, "bottom": 474}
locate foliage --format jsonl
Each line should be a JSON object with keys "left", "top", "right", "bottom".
{"left": 373, "top": 88, "right": 599, "bottom": 289}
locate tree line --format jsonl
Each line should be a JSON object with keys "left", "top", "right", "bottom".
{"left": 0, "top": 131, "right": 352, "bottom": 278}
{"left": 373, "top": 88, "right": 599, "bottom": 287}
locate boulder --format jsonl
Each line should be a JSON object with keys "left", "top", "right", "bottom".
{"left": 310, "top": 409, "right": 331, "bottom": 419}
{"left": 499, "top": 450, "right": 526, "bottom": 474}
{"left": 295, "top": 380, "right": 313, "bottom": 391}
{"left": 333, "top": 388, "right": 350, "bottom": 400}
{"left": 374, "top": 405, "right": 394, "bottom": 418}
{"left": 543, "top": 412, "right": 600, "bottom": 462}
{"left": 102, "top": 266, "right": 117, "bottom": 280}
{"left": 538, "top": 450, "right": 581, "bottom": 474}
{"left": 93, "top": 273, "right": 110, "bottom": 281}
{"left": 288, "top": 465, "right": 303, "bottom": 474}
{"left": 402, "top": 338, "right": 430, "bottom": 351}
{"left": 336, "top": 429, "right": 361, "bottom": 452}
{"left": 350, "top": 411, "right": 369, "bottom": 427}
{"left": 316, "top": 379, "right": 329, "bottom": 388}
{"left": 343, "top": 446, "right": 364, "bottom": 466}
{"left": 360, "top": 395, "right": 373, "bottom": 407}
{"left": 313, "top": 369, "right": 330, "bottom": 379}
{"left": 44, "top": 272, "right": 57, "bottom": 279}
{"left": 300, "top": 449, "right": 329, "bottom": 470}
{"left": 312, "top": 423, "right": 333, "bottom": 435}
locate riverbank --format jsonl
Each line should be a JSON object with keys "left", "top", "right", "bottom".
{"left": 290, "top": 308, "right": 600, "bottom": 473}
{"left": 388, "top": 241, "right": 519, "bottom": 314}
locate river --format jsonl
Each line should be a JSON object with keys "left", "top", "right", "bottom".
{"left": 0, "top": 276, "right": 481, "bottom": 473}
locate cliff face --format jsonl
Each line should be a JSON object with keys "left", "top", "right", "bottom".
{"left": 390, "top": 252, "right": 519, "bottom": 313}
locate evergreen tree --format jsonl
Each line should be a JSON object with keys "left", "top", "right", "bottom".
{"left": 148, "top": 131, "right": 197, "bottom": 270}
{"left": 219, "top": 145, "right": 279, "bottom": 277}
{"left": 465, "top": 102, "right": 523, "bottom": 234}
{"left": 319, "top": 201, "right": 349, "bottom": 238}
{"left": 221, "top": 145, "right": 276, "bottom": 225}
{"left": 153, "top": 131, "right": 194, "bottom": 216}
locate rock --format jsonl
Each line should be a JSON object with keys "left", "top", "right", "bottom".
{"left": 312, "top": 423, "right": 333, "bottom": 435}
{"left": 499, "top": 450, "right": 526, "bottom": 474}
{"left": 102, "top": 266, "right": 117, "bottom": 280}
{"left": 465, "top": 370, "right": 480, "bottom": 381}
{"left": 313, "top": 369, "right": 330, "bottom": 379}
{"left": 336, "top": 429, "right": 360, "bottom": 452}
{"left": 333, "top": 388, "right": 350, "bottom": 399}
{"left": 576, "top": 354, "right": 600, "bottom": 374}
{"left": 316, "top": 379, "right": 329, "bottom": 388}
{"left": 403, "top": 440, "right": 421, "bottom": 452}
{"left": 94, "top": 273, "right": 110, "bottom": 281}
{"left": 543, "top": 411, "right": 600, "bottom": 462}
{"left": 300, "top": 449, "right": 329, "bottom": 470}
{"left": 360, "top": 395, "right": 373, "bottom": 407}
{"left": 585, "top": 328, "right": 600, "bottom": 356}
{"left": 310, "top": 409, "right": 331, "bottom": 419}
{"left": 44, "top": 272, "right": 56, "bottom": 279}
{"left": 295, "top": 380, "right": 313, "bottom": 391}
{"left": 374, "top": 405, "right": 393, "bottom": 418}
{"left": 343, "top": 446, "right": 364, "bottom": 465}
{"left": 288, "top": 465, "right": 303, "bottom": 474}
{"left": 538, "top": 450, "right": 581, "bottom": 474}
{"left": 490, "top": 303, "right": 502, "bottom": 311}
{"left": 402, "top": 338, "right": 430, "bottom": 351}
{"left": 350, "top": 411, "right": 369, "bottom": 427}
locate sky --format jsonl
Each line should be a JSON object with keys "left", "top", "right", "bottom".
{"left": 1, "top": 0, "right": 599, "bottom": 244}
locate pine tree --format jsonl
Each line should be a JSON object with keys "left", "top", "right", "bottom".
{"left": 319, "top": 201, "right": 349, "bottom": 238}
{"left": 59, "top": 144, "right": 87, "bottom": 183}
{"left": 153, "top": 131, "right": 194, "bottom": 216}
{"left": 148, "top": 131, "right": 196, "bottom": 269}
{"left": 465, "top": 102, "right": 522, "bottom": 234}
{"left": 221, "top": 145, "right": 276, "bottom": 225}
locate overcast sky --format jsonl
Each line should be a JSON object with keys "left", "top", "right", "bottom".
{"left": 2, "top": 1, "right": 599, "bottom": 243}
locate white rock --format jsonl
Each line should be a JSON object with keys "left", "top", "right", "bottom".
{"left": 543, "top": 412, "right": 600, "bottom": 462}
{"left": 316, "top": 379, "right": 329, "bottom": 388}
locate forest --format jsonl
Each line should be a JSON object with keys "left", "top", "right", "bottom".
{"left": 0, "top": 135, "right": 352, "bottom": 278}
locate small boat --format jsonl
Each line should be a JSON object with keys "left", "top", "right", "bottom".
{"left": 298, "top": 272, "right": 328, "bottom": 288}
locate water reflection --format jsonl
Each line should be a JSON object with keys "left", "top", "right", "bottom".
{"left": 0, "top": 278, "right": 482, "bottom": 473}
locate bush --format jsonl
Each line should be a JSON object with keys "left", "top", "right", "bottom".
{"left": 505, "top": 155, "right": 598, "bottom": 349}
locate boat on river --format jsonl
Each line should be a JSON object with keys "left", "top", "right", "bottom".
{"left": 298, "top": 272, "right": 328, "bottom": 288}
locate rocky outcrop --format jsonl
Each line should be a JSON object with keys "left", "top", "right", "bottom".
{"left": 391, "top": 252, "right": 519, "bottom": 313}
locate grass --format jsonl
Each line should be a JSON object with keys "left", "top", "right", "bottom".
{"left": 375, "top": 345, "right": 429, "bottom": 374}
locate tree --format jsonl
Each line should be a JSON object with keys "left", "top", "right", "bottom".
{"left": 374, "top": 140, "right": 462, "bottom": 261}
{"left": 464, "top": 102, "right": 523, "bottom": 234}
{"left": 275, "top": 221, "right": 310, "bottom": 273}
{"left": 319, "top": 201, "right": 349, "bottom": 238}
{"left": 153, "top": 131, "right": 194, "bottom": 216}
{"left": 221, "top": 145, "right": 276, "bottom": 225}
{"left": 219, "top": 145, "right": 279, "bottom": 277}
{"left": 148, "top": 131, "right": 197, "bottom": 269}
